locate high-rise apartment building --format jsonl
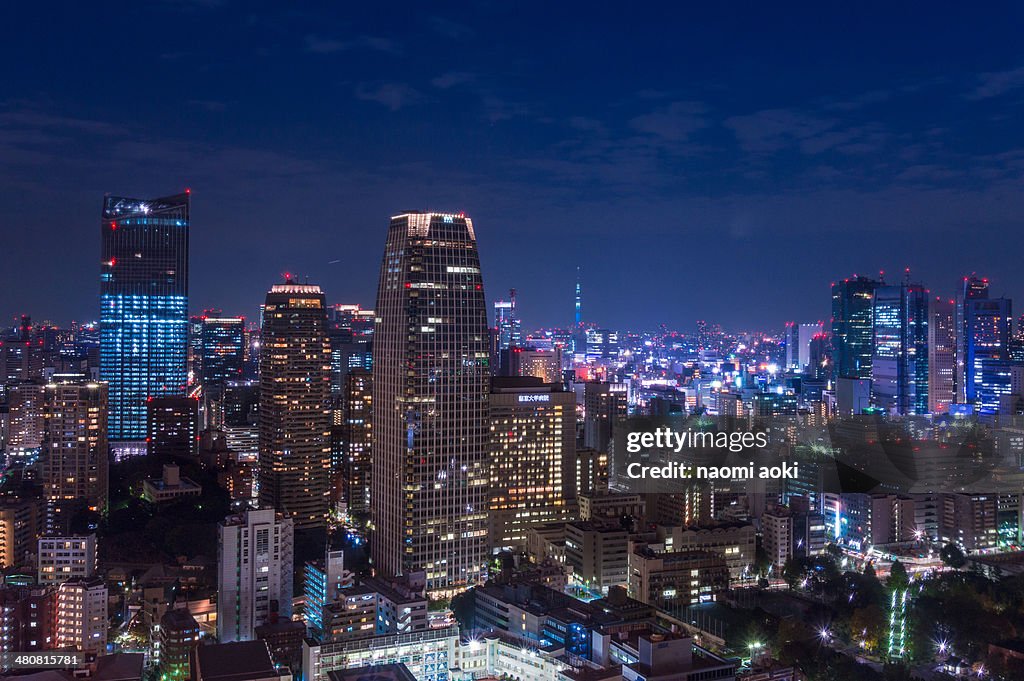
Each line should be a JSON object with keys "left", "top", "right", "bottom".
{"left": 371, "top": 212, "right": 490, "bottom": 595}
{"left": 217, "top": 509, "right": 294, "bottom": 643}
{"left": 488, "top": 377, "right": 574, "bottom": 548}
{"left": 41, "top": 380, "right": 108, "bottom": 515}
{"left": 928, "top": 297, "right": 956, "bottom": 414}
{"left": 831, "top": 276, "right": 879, "bottom": 380}
{"left": 55, "top": 576, "right": 107, "bottom": 653}
{"left": 258, "top": 280, "right": 331, "bottom": 531}
{"left": 100, "top": 192, "right": 189, "bottom": 455}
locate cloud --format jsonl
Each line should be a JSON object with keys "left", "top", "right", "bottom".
{"left": 304, "top": 34, "right": 401, "bottom": 55}
{"left": 354, "top": 83, "right": 422, "bottom": 111}
{"left": 967, "top": 65, "right": 1024, "bottom": 100}
{"left": 482, "top": 96, "right": 539, "bottom": 123}
{"left": 629, "top": 101, "right": 707, "bottom": 142}
{"left": 431, "top": 71, "right": 476, "bottom": 89}
{"left": 725, "top": 108, "right": 836, "bottom": 152}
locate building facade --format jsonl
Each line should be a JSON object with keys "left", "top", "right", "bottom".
{"left": 100, "top": 192, "right": 189, "bottom": 453}
{"left": 258, "top": 280, "right": 332, "bottom": 531}
{"left": 371, "top": 212, "right": 490, "bottom": 595}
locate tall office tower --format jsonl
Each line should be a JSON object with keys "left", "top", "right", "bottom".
{"left": 223, "top": 379, "right": 259, "bottom": 461}
{"left": 200, "top": 315, "right": 245, "bottom": 428}
{"left": 200, "top": 316, "right": 245, "bottom": 388}
{"left": 798, "top": 322, "right": 824, "bottom": 372}
{"left": 956, "top": 276, "right": 991, "bottom": 401}
{"left": 928, "top": 297, "right": 956, "bottom": 414}
{"left": 258, "top": 280, "right": 331, "bottom": 531}
{"left": 488, "top": 377, "right": 574, "bottom": 549}
{"left": 327, "top": 304, "right": 374, "bottom": 395}
{"left": 783, "top": 322, "right": 799, "bottom": 370}
{"left": 339, "top": 368, "right": 372, "bottom": 515}
{"left": 371, "top": 212, "right": 490, "bottom": 595}
{"left": 40, "top": 380, "right": 108, "bottom": 516}
{"left": 831, "top": 276, "right": 880, "bottom": 380}
{"left": 147, "top": 396, "right": 199, "bottom": 458}
{"left": 37, "top": 535, "right": 97, "bottom": 586}
{"left": 217, "top": 509, "right": 294, "bottom": 643}
{"left": 583, "top": 381, "right": 628, "bottom": 452}
{"left": 871, "top": 283, "right": 929, "bottom": 416}
{"left": 188, "top": 314, "right": 206, "bottom": 383}
{"left": 964, "top": 295, "right": 1013, "bottom": 413}
{"left": 493, "top": 290, "right": 522, "bottom": 375}
{"left": 100, "top": 192, "right": 189, "bottom": 457}
{"left": 55, "top": 577, "right": 107, "bottom": 653}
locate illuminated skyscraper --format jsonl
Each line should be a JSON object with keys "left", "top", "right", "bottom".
{"left": 200, "top": 315, "right": 245, "bottom": 428}
{"left": 928, "top": 297, "right": 956, "bottom": 414}
{"left": 783, "top": 322, "right": 799, "bottom": 371}
{"left": 493, "top": 290, "right": 522, "bottom": 374}
{"left": 201, "top": 316, "right": 245, "bottom": 389}
{"left": 831, "top": 276, "right": 879, "bottom": 380}
{"left": 956, "top": 275, "right": 990, "bottom": 403}
{"left": 964, "top": 295, "right": 1012, "bottom": 412}
{"left": 871, "top": 283, "right": 929, "bottom": 416}
{"left": 371, "top": 212, "right": 490, "bottom": 595}
{"left": 258, "top": 279, "right": 331, "bottom": 531}
{"left": 100, "top": 192, "right": 189, "bottom": 455}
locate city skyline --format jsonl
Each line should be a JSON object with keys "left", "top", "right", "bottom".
{"left": 6, "top": 4, "right": 1024, "bottom": 329}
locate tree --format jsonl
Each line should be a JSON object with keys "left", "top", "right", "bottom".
{"left": 940, "top": 543, "right": 967, "bottom": 569}
{"left": 889, "top": 560, "right": 909, "bottom": 590}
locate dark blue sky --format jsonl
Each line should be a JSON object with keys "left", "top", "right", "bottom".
{"left": 4, "top": 2, "right": 1024, "bottom": 331}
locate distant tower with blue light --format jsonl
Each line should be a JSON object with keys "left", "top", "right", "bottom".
{"left": 575, "top": 267, "right": 582, "bottom": 326}
{"left": 100, "top": 192, "right": 190, "bottom": 457}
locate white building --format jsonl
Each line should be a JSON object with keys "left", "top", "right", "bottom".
{"left": 56, "top": 576, "right": 107, "bottom": 653}
{"left": 216, "top": 509, "right": 294, "bottom": 643}
{"left": 37, "top": 535, "right": 97, "bottom": 586}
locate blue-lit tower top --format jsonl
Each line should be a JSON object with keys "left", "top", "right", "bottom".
{"left": 100, "top": 191, "right": 189, "bottom": 447}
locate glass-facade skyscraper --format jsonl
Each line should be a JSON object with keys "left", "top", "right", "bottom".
{"left": 371, "top": 212, "right": 490, "bottom": 596}
{"left": 99, "top": 192, "right": 189, "bottom": 453}
{"left": 871, "top": 283, "right": 929, "bottom": 415}
{"left": 831, "top": 276, "right": 879, "bottom": 380}
{"left": 965, "top": 296, "right": 1012, "bottom": 412}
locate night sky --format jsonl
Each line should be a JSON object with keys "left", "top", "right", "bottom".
{"left": 4, "top": 3, "right": 1024, "bottom": 331}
